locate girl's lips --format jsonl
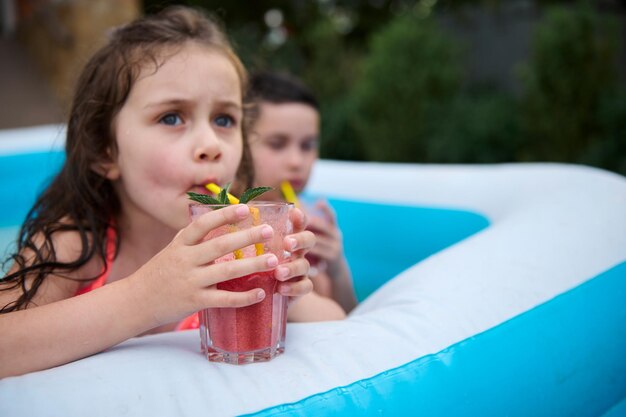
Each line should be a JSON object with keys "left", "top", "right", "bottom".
{"left": 189, "top": 179, "right": 220, "bottom": 196}
{"left": 190, "top": 185, "right": 213, "bottom": 195}
{"left": 288, "top": 180, "right": 305, "bottom": 191}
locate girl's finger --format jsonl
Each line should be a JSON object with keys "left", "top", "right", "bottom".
{"left": 284, "top": 230, "right": 315, "bottom": 254}
{"left": 274, "top": 257, "right": 311, "bottom": 282}
{"left": 306, "top": 215, "right": 333, "bottom": 235}
{"left": 289, "top": 207, "right": 307, "bottom": 232}
{"left": 308, "top": 220, "right": 341, "bottom": 242}
{"left": 314, "top": 234, "right": 340, "bottom": 253}
{"left": 193, "top": 224, "right": 274, "bottom": 264}
{"left": 308, "top": 244, "right": 334, "bottom": 261}
{"left": 316, "top": 200, "right": 337, "bottom": 224}
{"left": 278, "top": 276, "right": 313, "bottom": 297}
{"left": 195, "top": 253, "right": 279, "bottom": 286}
{"left": 199, "top": 288, "right": 267, "bottom": 309}
{"left": 180, "top": 204, "right": 250, "bottom": 245}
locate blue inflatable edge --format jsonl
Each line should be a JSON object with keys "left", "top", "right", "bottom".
{"left": 247, "top": 260, "right": 626, "bottom": 417}
{"left": 0, "top": 151, "right": 65, "bottom": 228}
{"left": 603, "top": 397, "right": 626, "bottom": 417}
{"left": 308, "top": 194, "right": 491, "bottom": 301}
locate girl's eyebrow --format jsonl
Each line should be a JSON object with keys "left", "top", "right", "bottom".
{"left": 143, "top": 99, "right": 242, "bottom": 111}
{"left": 143, "top": 98, "right": 188, "bottom": 109}
{"left": 264, "top": 133, "right": 289, "bottom": 141}
{"left": 216, "top": 101, "right": 243, "bottom": 113}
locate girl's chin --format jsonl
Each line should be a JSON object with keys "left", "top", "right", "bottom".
{"left": 174, "top": 213, "right": 194, "bottom": 230}
{"left": 163, "top": 211, "right": 193, "bottom": 231}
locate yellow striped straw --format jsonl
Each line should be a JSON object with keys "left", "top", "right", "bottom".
{"left": 280, "top": 181, "right": 300, "bottom": 208}
{"left": 205, "top": 183, "right": 264, "bottom": 256}
{"left": 205, "top": 183, "right": 240, "bottom": 204}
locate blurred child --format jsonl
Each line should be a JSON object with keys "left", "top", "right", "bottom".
{"left": 0, "top": 7, "right": 345, "bottom": 378}
{"left": 244, "top": 71, "right": 357, "bottom": 313}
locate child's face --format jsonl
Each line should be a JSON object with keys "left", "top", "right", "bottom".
{"left": 108, "top": 43, "right": 243, "bottom": 231}
{"left": 249, "top": 102, "right": 319, "bottom": 200}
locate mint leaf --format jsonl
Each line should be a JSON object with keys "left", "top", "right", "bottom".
{"left": 188, "top": 184, "right": 273, "bottom": 206}
{"left": 239, "top": 186, "right": 273, "bottom": 204}
{"left": 187, "top": 192, "right": 223, "bottom": 205}
{"left": 218, "top": 183, "right": 231, "bottom": 204}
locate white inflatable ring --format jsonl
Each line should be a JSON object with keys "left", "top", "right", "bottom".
{"left": 1, "top": 126, "right": 625, "bottom": 416}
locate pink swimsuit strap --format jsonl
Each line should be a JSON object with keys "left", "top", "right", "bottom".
{"left": 74, "top": 225, "right": 117, "bottom": 296}
{"left": 176, "top": 312, "right": 200, "bottom": 331}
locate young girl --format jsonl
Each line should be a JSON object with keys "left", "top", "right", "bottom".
{"left": 244, "top": 71, "right": 357, "bottom": 313}
{"left": 0, "top": 7, "right": 344, "bottom": 379}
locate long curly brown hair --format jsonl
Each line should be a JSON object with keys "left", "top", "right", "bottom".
{"left": 0, "top": 6, "right": 252, "bottom": 312}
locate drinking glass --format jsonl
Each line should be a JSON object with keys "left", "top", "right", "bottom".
{"left": 190, "top": 202, "right": 293, "bottom": 364}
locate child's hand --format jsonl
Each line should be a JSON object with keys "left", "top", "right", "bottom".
{"left": 306, "top": 200, "right": 344, "bottom": 265}
{"left": 274, "top": 207, "right": 315, "bottom": 299}
{"left": 131, "top": 204, "right": 280, "bottom": 325}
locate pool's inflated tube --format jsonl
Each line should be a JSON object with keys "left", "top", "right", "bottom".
{"left": 0, "top": 125, "right": 625, "bottom": 416}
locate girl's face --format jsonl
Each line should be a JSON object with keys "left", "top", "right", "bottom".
{"left": 109, "top": 43, "right": 243, "bottom": 231}
{"left": 249, "top": 102, "right": 319, "bottom": 201}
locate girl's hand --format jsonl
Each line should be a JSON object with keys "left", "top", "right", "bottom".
{"left": 274, "top": 207, "right": 315, "bottom": 299}
{"left": 301, "top": 200, "right": 358, "bottom": 314}
{"left": 306, "top": 200, "right": 344, "bottom": 264}
{"left": 131, "top": 204, "right": 279, "bottom": 325}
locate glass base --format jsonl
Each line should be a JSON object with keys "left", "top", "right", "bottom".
{"left": 204, "top": 345, "right": 285, "bottom": 364}
{"left": 199, "top": 280, "right": 288, "bottom": 365}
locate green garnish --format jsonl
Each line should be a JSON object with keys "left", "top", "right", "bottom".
{"left": 187, "top": 193, "right": 222, "bottom": 205}
{"left": 217, "top": 183, "right": 231, "bottom": 204}
{"left": 239, "top": 186, "right": 273, "bottom": 204}
{"left": 187, "top": 183, "right": 272, "bottom": 207}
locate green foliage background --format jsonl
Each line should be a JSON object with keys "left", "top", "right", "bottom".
{"left": 145, "top": 0, "right": 626, "bottom": 175}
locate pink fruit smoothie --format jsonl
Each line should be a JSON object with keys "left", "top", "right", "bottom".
{"left": 201, "top": 270, "right": 288, "bottom": 357}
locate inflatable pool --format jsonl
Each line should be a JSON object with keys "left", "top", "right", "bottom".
{"left": 1, "top": 125, "right": 625, "bottom": 416}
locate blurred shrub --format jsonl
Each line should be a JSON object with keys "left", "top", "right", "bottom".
{"left": 427, "top": 91, "right": 522, "bottom": 163}
{"left": 351, "top": 15, "right": 462, "bottom": 162}
{"left": 300, "top": 17, "right": 366, "bottom": 161}
{"left": 580, "top": 89, "right": 626, "bottom": 175}
{"left": 300, "top": 17, "right": 356, "bottom": 101}
{"left": 142, "top": 1, "right": 625, "bottom": 174}
{"left": 318, "top": 96, "right": 367, "bottom": 161}
{"left": 520, "top": 2, "right": 620, "bottom": 162}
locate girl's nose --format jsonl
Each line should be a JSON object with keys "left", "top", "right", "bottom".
{"left": 287, "top": 147, "right": 304, "bottom": 168}
{"left": 194, "top": 127, "right": 221, "bottom": 162}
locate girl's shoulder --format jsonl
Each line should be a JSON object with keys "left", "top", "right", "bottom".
{"left": 54, "top": 225, "right": 105, "bottom": 276}
{"left": 7, "top": 218, "right": 105, "bottom": 304}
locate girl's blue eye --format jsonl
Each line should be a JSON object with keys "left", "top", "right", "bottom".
{"left": 214, "top": 115, "right": 235, "bottom": 128}
{"left": 268, "top": 140, "right": 286, "bottom": 151}
{"left": 301, "top": 139, "right": 318, "bottom": 152}
{"left": 159, "top": 113, "right": 182, "bottom": 126}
